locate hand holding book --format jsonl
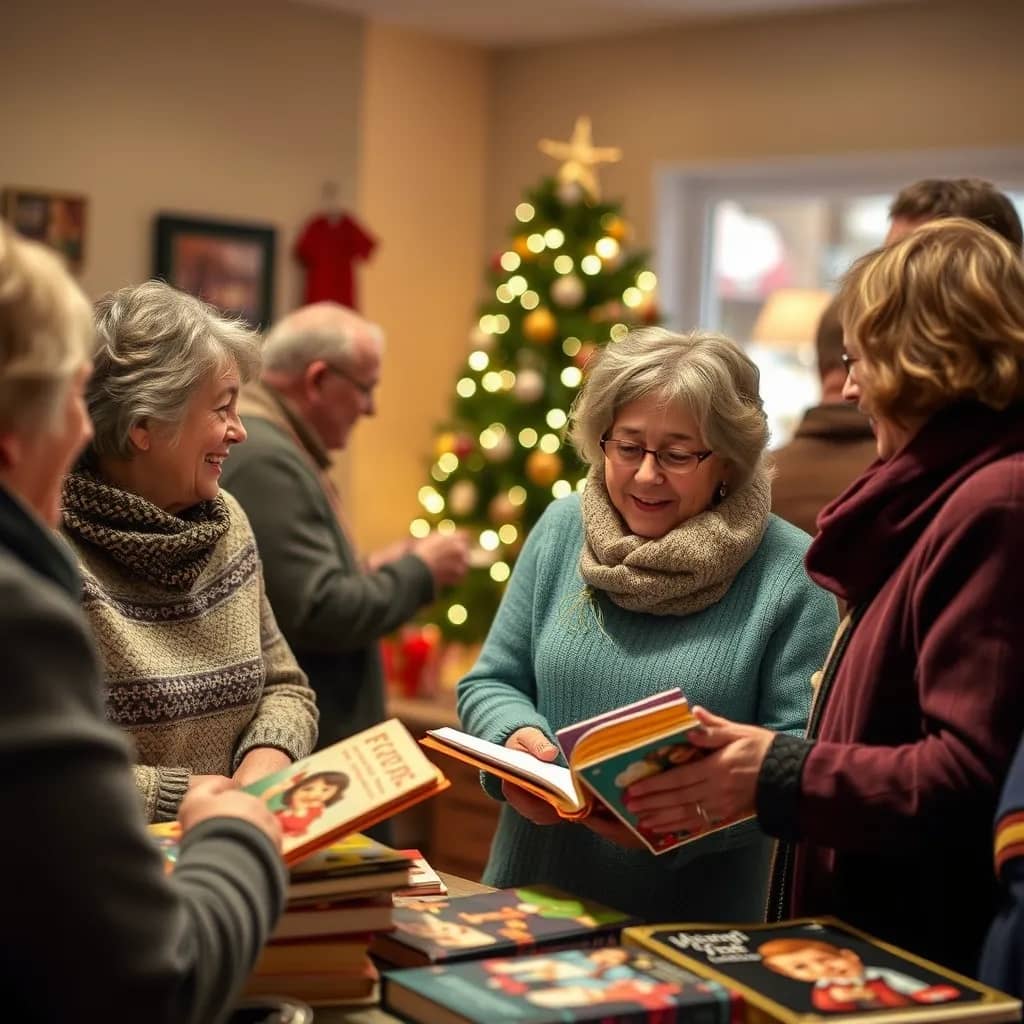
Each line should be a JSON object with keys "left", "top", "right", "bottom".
{"left": 423, "top": 688, "right": 752, "bottom": 854}
{"left": 624, "top": 705, "right": 774, "bottom": 838}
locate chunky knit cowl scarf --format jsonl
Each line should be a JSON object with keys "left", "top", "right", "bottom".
{"left": 579, "top": 459, "right": 772, "bottom": 616}
{"left": 62, "top": 471, "right": 230, "bottom": 592}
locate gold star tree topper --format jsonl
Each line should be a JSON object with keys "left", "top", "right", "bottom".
{"left": 538, "top": 116, "right": 622, "bottom": 201}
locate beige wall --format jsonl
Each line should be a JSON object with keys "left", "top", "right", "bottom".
{"left": 489, "top": 0, "right": 1024, "bottom": 249}
{"left": 352, "top": 23, "right": 489, "bottom": 550}
{"left": 0, "top": 0, "right": 364, "bottom": 312}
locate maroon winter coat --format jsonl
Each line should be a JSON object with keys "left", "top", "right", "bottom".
{"left": 758, "top": 401, "right": 1024, "bottom": 976}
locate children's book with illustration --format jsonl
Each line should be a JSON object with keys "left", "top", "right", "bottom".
{"left": 149, "top": 717, "right": 449, "bottom": 866}
{"left": 370, "top": 884, "right": 636, "bottom": 967}
{"left": 422, "top": 688, "right": 743, "bottom": 854}
{"left": 382, "top": 946, "right": 740, "bottom": 1024}
{"left": 622, "top": 918, "right": 1022, "bottom": 1024}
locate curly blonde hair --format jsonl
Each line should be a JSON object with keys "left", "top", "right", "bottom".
{"left": 837, "top": 217, "right": 1024, "bottom": 421}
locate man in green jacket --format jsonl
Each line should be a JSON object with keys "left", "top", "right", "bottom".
{"left": 223, "top": 302, "right": 468, "bottom": 753}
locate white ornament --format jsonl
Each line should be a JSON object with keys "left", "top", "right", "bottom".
{"left": 550, "top": 274, "right": 585, "bottom": 309}
{"left": 557, "top": 179, "right": 584, "bottom": 205}
{"left": 514, "top": 368, "right": 545, "bottom": 403}
{"left": 483, "top": 433, "right": 513, "bottom": 463}
{"left": 448, "top": 479, "right": 478, "bottom": 516}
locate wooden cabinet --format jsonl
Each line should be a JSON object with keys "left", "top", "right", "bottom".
{"left": 386, "top": 694, "right": 500, "bottom": 883}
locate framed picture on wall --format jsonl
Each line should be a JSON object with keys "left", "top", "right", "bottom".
{"left": 154, "top": 214, "right": 276, "bottom": 328}
{"left": 2, "top": 187, "right": 87, "bottom": 274}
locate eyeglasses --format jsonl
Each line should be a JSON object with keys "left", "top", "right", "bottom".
{"left": 325, "top": 363, "right": 376, "bottom": 399}
{"left": 600, "top": 437, "right": 713, "bottom": 475}
{"left": 840, "top": 352, "right": 861, "bottom": 373}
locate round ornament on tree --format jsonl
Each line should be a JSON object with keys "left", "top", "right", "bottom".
{"left": 523, "top": 307, "right": 558, "bottom": 345}
{"left": 488, "top": 493, "right": 522, "bottom": 524}
{"left": 514, "top": 367, "right": 545, "bottom": 403}
{"left": 557, "top": 180, "right": 585, "bottom": 205}
{"left": 434, "top": 432, "right": 456, "bottom": 459}
{"left": 550, "top": 274, "right": 585, "bottom": 309}
{"left": 526, "top": 450, "right": 563, "bottom": 487}
{"left": 573, "top": 342, "right": 598, "bottom": 370}
{"left": 513, "top": 235, "right": 533, "bottom": 259}
{"left": 482, "top": 433, "right": 513, "bottom": 463}
{"left": 448, "top": 479, "right": 478, "bottom": 516}
{"left": 451, "top": 432, "right": 474, "bottom": 458}
{"left": 602, "top": 215, "right": 630, "bottom": 242}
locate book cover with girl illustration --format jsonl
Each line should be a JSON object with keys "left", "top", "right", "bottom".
{"left": 150, "top": 719, "right": 448, "bottom": 868}
{"left": 244, "top": 717, "right": 449, "bottom": 864}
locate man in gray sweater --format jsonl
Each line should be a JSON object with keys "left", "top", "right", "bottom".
{"left": 223, "top": 303, "right": 468, "bottom": 751}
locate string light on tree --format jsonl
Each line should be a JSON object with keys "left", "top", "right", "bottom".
{"left": 408, "top": 117, "right": 656, "bottom": 641}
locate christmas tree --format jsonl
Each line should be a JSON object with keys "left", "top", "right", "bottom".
{"left": 411, "top": 118, "right": 659, "bottom": 643}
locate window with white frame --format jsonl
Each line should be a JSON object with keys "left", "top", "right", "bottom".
{"left": 656, "top": 150, "right": 1024, "bottom": 448}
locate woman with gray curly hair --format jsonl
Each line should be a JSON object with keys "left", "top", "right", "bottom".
{"left": 457, "top": 327, "right": 836, "bottom": 923}
{"left": 62, "top": 280, "right": 318, "bottom": 822}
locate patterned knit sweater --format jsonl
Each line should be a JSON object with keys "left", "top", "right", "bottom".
{"left": 62, "top": 473, "right": 319, "bottom": 822}
{"left": 456, "top": 494, "right": 837, "bottom": 923}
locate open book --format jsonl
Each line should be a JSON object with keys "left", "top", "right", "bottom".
{"left": 421, "top": 688, "right": 741, "bottom": 854}
{"left": 152, "top": 717, "right": 449, "bottom": 867}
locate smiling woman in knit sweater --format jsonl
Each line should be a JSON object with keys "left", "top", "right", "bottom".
{"left": 61, "top": 281, "right": 318, "bottom": 823}
{"left": 456, "top": 328, "right": 837, "bottom": 923}
{"left": 0, "top": 223, "right": 288, "bottom": 1022}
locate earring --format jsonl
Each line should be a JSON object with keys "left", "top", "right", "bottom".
{"left": 717, "top": 482, "right": 728, "bottom": 502}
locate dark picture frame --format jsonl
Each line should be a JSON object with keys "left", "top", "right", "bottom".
{"left": 154, "top": 214, "right": 276, "bottom": 328}
{"left": 2, "top": 186, "right": 87, "bottom": 273}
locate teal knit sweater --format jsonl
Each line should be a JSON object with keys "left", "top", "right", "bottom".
{"left": 456, "top": 494, "right": 837, "bottom": 923}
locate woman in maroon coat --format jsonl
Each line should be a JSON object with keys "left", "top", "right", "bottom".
{"left": 625, "top": 217, "right": 1024, "bottom": 976}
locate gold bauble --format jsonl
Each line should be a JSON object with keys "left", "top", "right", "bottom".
{"left": 526, "top": 450, "right": 563, "bottom": 487}
{"left": 513, "top": 234, "right": 533, "bottom": 259}
{"left": 523, "top": 307, "right": 558, "bottom": 345}
{"left": 434, "top": 432, "right": 456, "bottom": 459}
{"left": 603, "top": 215, "right": 630, "bottom": 241}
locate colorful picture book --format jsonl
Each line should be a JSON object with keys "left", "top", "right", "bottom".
{"left": 382, "top": 946, "right": 740, "bottom": 1023}
{"left": 622, "top": 918, "right": 1022, "bottom": 1023}
{"left": 422, "top": 688, "right": 742, "bottom": 854}
{"left": 370, "top": 884, "right": 636, "bottom": 967}
{"left": 148, "top": 718, "right": 448, "bottom": 867}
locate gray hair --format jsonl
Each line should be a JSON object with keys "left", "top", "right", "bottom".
{"left": 0, "top": 222, "right": 95, "bottom": 432}
{"left": 261, "top": 301, "right": 384, "bottom": 376}
{"left": 568, "top": 327, "right": 769, "bottom": 487}
{"left": 89, "top": 281, "right": 260, "bottom": 458}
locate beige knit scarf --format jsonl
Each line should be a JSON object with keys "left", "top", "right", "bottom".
{"left": 579, "top": 460, "right": 772, "bottom": 616}
{"left": 62, "top": 471, "right": 230, "bottom": 592}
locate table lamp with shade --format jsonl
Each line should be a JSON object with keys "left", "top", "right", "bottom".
{"left": 747, "top": 287, "right": 834, "bottom": 448}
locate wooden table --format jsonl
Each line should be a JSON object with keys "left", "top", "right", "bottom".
{"left": 312, "top": 872, "right": 495, "bottom": 1023}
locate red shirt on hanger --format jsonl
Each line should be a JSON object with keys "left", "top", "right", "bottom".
{"left": 294, "top": 213, "right": 376, "bottom": 309}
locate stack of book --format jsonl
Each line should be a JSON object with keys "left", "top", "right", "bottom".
{"left": 245, "top": 833, "right": 414, "bottom": 1005}
{"left": 149, "top": 717, "right": 450, "bottom": 1007}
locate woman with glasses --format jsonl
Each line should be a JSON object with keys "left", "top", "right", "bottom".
{"left": 61, "top": 280, "right": 318, "bottom": 822}
{"left": 456, "top": 327, "right": 836, "bottom": 922}
{"left": 626, "top": 218, "right": 1024, "bottom": 975}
